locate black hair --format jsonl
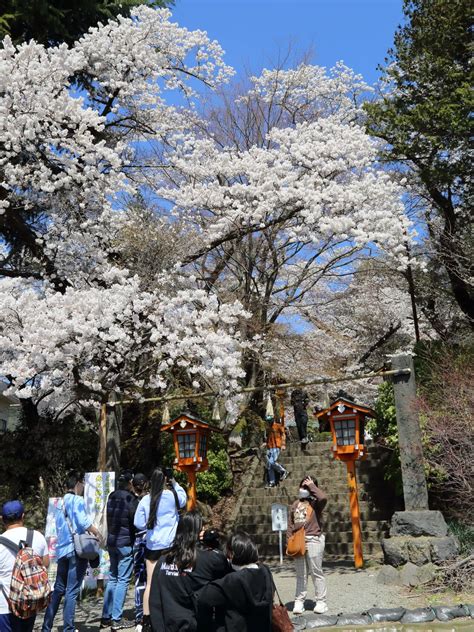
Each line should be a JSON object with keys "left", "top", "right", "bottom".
{"left": 201, "top": 528, "right": 221, "bottom": 550}
{"left": 147, "top": 467, "right": 165, "bottom": 530}
{"left": 118, "top": 469, "right": 133, "bottom": 490}
{"left": 227, "top": 531, "right": 259, "bottom": 566}
{"left": 66, "top": 471, "right": 84, "bottom": 491}
{"left": 166, "top": 511, "right": 203, "bottom": 572}
{"left": 133, "top": 474, "right": 148, "bottom": 493}
{"left": 299, "top": 475, "right": 319, "bottom": 489}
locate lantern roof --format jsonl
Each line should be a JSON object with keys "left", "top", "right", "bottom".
{"left": 315, "top": 397, "right": 375, "bottom": 419}
{"left": 161, "top": 411, "right": 222, "bottom": 434}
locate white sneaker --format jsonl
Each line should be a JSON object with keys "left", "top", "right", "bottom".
{"left": 292, "top": 600, "right": 305, "bottom": 615}
{"left": 314, "top": 600, "right": 328, "bottom": 614}
{"left": 135, "top": 626, "right": 143, "bottom": 632}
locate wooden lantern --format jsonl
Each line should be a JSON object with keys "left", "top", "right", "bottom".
{"left": 320, "top": 397, "right": 374, "bottom": 462}
{"left": 161, "top": 412, "right": 221, "bottom": 510}
{"left": 316, "top": 396, "right": 375, "bottom": 569}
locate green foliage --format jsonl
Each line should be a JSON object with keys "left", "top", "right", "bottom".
{"left": 0, "top": 409, "right": 97, "bottom": 504}
{"left": 232, "top": 408, "right": 266, "bottom": 447}
{"left": 368, "top": 381, "right": 398, "bottom": 448}
{"left": 196, "top": 448, "right": 232, "bottom": 505}
{"left": 365, "top": 0, "right": 473, "bottom": 320}
{"left": 313, "top": 431, "right": 332, "bottom": 443}
{"left": 368, "top": 381, "right": 403, "bottom": 495}
{"left": 0, "top": 0, "right": 173, "bottom": 47}
{"left": 447, "top": 520, "right": 474, "bottom": 557}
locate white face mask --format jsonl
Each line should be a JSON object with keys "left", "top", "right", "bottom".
{"left": 298, "top": 488, "right": 310, "bottom": 499}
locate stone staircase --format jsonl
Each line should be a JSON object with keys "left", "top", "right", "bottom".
{"left": 232, "top": 441, "right": 395, "bottom": 562}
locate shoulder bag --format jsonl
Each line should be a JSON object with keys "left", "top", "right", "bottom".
{"left": 63, "top": 496, "right": 100, "bottom": 561}
{"left": 286, "top": 504, "right": 313, "bottom": 558}
{"left": 263, "top": 565, "right": 294, "bottom": 632}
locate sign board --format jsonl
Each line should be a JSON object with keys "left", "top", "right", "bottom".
{"left": 271, "top": 503, "right": 288, "bottom": 532}
{"left": 44, "top": 497, "right": 62, "bottom": 582}
{"left": 83, "top": 471, "right": 115, "bottom": 587}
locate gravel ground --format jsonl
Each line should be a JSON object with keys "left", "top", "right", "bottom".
{"left": 34, "top": 559, "right": 474, "bottom": 631}
{"left": 269, "top": 560, "right": 412, "bottom": 614}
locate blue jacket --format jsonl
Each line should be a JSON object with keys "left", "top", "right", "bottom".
{"left": 134, "top": 482, "right": 186, "bottom": 551}
{"left": 55, "top": 493, "right": 92, "bottom": 559}
{"left": 106, "top": 488, "right": 139, "bottom": 548}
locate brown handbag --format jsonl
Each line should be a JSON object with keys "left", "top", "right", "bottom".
{"left": 265, "top": 566, "right": 294, "bottom": 632}
{"left": 285, "top": 526, "right": 305, "bottom": 557}
{"left": 286, "top": 504, "right": 312, "bottom": 557}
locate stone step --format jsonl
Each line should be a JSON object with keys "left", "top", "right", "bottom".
{"left": 237, "top": 506, "right": 388, "bottom": 522}
{"left": 256, "top": 541, "right": 384, "bottom": 557}
{"left": 235, "top": 516, "right": 389, "bottom": 532}
{"left": 279, "top": 454, "right": 382, "bottom": 465}
{"left": 243, "top": 490, "right": 374, "bottom": 502}
{"left": 234, "top": 531, "right": 386, "bottom": 544}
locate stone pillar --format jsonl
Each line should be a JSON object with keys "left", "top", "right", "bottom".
{"left": 391, "top": 354, "right": 429, "bottom": 511}
{"left": 378, "top": 355, "right": 458, "bottom": 584}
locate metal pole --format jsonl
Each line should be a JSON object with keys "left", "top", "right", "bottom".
{"left": 279, "top": 530, "right": 283, "bottom": 565}
{"left": 346, "top": 459, "right": 364, "bottom": 569}
{"left": 98, "top": 403, "right": 107, "bottom": 472}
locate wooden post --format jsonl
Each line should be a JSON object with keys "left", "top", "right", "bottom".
{"left": 187, "top": 470, "right": 197, "bottom": 511}
{"left": 98, "top": 403, "right": 107, "bottom": 472}
{"left": 346, "top": 459, "right": 364, "bottom": 569}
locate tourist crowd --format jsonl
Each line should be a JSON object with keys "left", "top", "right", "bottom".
{"left": 0, "top": 466, "right": 328, "bottom": 632}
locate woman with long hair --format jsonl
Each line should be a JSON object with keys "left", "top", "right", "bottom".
{"left": 149, "top": 511, "right": 229, "bottom": 632}
{"left": 134, "top": 468, "right": 186, "bottom": 631}
{"left": 287, "top": 475, "right": 328, "bottom": 615}
{"left": 197, "top": 531, "right": 274, "bottom": 632}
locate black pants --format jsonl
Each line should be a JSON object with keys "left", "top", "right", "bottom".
{"left": 294, "top": 406, "right": 308, "bottom": 440}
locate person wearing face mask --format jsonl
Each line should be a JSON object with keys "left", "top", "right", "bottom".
{"left": 287, "top": 476, "right": 328, "bottom": 616}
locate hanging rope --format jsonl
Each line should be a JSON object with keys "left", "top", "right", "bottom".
{"left": 109, "top": 367, "right": 410, "bottom": 407}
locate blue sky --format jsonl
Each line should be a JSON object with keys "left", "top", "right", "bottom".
{"left": 172, "top": 0, "right": 404, "bottom": 85}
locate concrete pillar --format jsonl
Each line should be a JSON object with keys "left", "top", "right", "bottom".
{"left": 391, "top": 354, "right": 429, "bottom": 511}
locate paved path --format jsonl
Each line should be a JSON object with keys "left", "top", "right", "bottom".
{"left": 35, "top": 560, "right": 473, "bottom": 631}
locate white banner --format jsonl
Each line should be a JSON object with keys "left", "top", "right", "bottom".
{"left": 83, "top": 471, "right": 115, "bottom": 587}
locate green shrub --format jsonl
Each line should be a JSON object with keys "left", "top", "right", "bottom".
{"left": 313, "top": 431, "right": 332, "bottom": 442}
{"left": 447, "top": 520, "right": 474, "bottom": 557}
{"left": 196, "top": 448, "right": 232, "bottom": 504}
{"left": 367, "top": 381, "right": 403, "bottom": 495}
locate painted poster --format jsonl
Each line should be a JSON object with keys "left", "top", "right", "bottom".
{"left": 44, "top": 497, "right": 62, "bottom": 582}
{"left": 83, "top": 471, "right": 115, "bottom": 588}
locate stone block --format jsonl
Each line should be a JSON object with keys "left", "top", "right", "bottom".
{"left": 406, "top": 537, "right": 432, "bottom": 566}
{"left": 416, "top": 562, "right": 437, "bottom": 584}
{"left": 400, "top": 561, "right": 436, "bottom": 586}
{"left": 390, "top": 510, "right": 448, "bottom": 537}
{"left": 377, "top": 565, "right": 402, "bottom": 585}
{"left": 381, "top": 537, "right": 408, "bottom": 567}
{"left": 430, "top": 535, "right": 459, "bottom": 563}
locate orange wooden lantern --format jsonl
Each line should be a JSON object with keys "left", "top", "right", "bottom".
{"left": 316, "top": 396, "right": 375, "bottom": 569}
{"left": 161, "top": 412, "right": 221, "bottom": 510}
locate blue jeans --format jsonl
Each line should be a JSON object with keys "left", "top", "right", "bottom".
{"left": 41, "top": 553, "right": 88, "bottom": 632}
{"left": 102, "top": 546, "right": 134, "bottom": 622}
{"left": 133, "top": 534, "right": 147, "bottom": 624}
{"left": 0, "top": 613, "right": 35, "bottom": 632}
{"left": 267, "top": 448, "right": 286, "bottom": 484}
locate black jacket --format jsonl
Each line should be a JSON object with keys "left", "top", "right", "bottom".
{"left": 106, "top": 488, "right": 139, "bottom": 548}
{"left": 149, "top": 547, "right": 230, "bottom": 632}
{"left": 197, "top": 564, "right": 273, "bottom": 632}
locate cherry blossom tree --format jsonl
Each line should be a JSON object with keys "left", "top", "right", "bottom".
{"left": 146, "top": 62, "right": 413, "bottom": 412}
{"left": 0, "top": 7, "right": 243, "bottom": 422}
